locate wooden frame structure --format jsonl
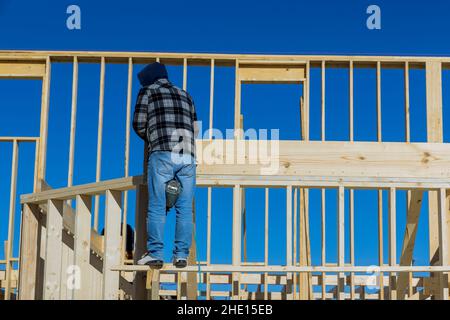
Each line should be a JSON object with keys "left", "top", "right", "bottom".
{"left": 0, "top": 137, "right": 39, "bottom": 300}
{"left": 0, "top": 50, "right": 449, "bottom": 300}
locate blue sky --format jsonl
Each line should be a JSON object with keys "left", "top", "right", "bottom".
{"left": 1, "top": 0, "right": 450, "bottom": 56}
{"left": 1, "top": 1, "right": 450, "bottom": 289}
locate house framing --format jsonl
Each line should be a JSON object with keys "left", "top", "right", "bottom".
{"left": 0, "top": 50, "right": 449, "bottom": 300}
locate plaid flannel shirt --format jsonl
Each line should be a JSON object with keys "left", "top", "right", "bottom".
{"left": 133, "top": 78, "right": 198, "bottom": 158}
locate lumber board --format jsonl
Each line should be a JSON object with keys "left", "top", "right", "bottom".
{"left": 196, "top": 140, "right": 450, "bottom": 179}
{"left": 21, "top": 176, "right": 142, "bottom": 204}
{"left": 426, "top": 61, "right": 444, "bottom": 299}
{"left": 113, "top": 264, "right": 450, "bottom": 273}
{"left": 102, "top": 190, "right": 122, "bottom": 300}
{"left": 43, "top": 200, "right": 64, "bottom": 300}
{"left": 0, "top": 61, "right": 45, "bottom": 78}
{"left": 397, "top": 190, "right": 424, "bottom": 299}
{"left": 18, "top": 204, "right": 41, "bottom": 299}
{"left": 238, "top": 64, "right": 305, "bottom": 83}
{"left": 73, "top": 195, "right": 92, "bottom": 299}
{"left": 0, "top": 49, "right": 449, "bottom": 66}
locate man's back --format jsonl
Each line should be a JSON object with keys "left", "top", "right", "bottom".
{"left": 133, "top": 78, "right": 197, "bottom": 158}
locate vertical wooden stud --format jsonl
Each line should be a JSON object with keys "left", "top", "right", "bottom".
{"left": 5, "top": 140, "right": 18, "bottom": 300}
{"left": 102, "top": 190, "right": 122, "bottom": 300}
{"left": 44, "top": 200, "right": 64, "bottom": 300}
{"left": 73, "top": 195, "right": 92, "bottom": 300}
{"left": 67, "top": 56, "right": 79, "bottom": 191}
{"left": 388, "top": 188, "right": 397, "bottom": 300}
{"left": 337, "top": 186, "right": 345, "bottom": 300}
{"left": 94, "top": 57, "right": 106, "bottom": 231}
{"left": 37, "top": 56, "right": 52, "bottom": 186}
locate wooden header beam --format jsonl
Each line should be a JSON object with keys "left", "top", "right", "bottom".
{"left": 0, "top": 61, "right": 45, "bottom": 79}
{"left": 238, "top": 62, "right": 306, "bottom": 83}
{"left": 0, "top": 50, "right": 450, "bottom": 66}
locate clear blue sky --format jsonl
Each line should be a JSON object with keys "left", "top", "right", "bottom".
{"left": 1, "top": 1, "right": 450, "bottom": 288}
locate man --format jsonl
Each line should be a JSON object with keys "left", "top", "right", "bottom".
{"left": 133, "top": 62, "right": 198, "bottom": 269}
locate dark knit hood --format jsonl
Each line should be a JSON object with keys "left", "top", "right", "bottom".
{"left": 137, "top": 62, "right": 168, "bottom": 87}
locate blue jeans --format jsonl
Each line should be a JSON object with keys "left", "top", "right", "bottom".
{"left": 147, "top": 151, "right": 196, "bottom": 260}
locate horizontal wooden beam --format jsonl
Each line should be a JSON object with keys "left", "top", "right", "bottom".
{"left": 21, "top": 176, "right": 143, "bottom": 204}
{"left": 196, "top": 140, "right": 450, "bottom": 179}
{"left": 0, "top": 62, "right": 45, "bottom": 78}
{"left": 21, "top": 175, "right": 450, "bottom": 206}
{"left": 113, "top": 264, "right": 450, "bottom": 273}
{"left": 155, "top": 290, "right": 421, "bottom": 300}
{"left": 0, "top": 50, "right": 448, "bottom": 67}
{"left": 20, "top": 139, "right": 450, "bottom": 204}
{"left": 196, "top": 176, "right": 449, "bottom": 189}
{"left": 159, "top": 273, "right": 423, "bottom": 287}
{"left": 238, "top": 65, "right": 305, "bottom": 83}
{"left": 0, "top": 258, "right": 18, "bottom": 264}
{"left": 238, "top": 60, "right": 307, "bottom": 65}
{"left": 0, "top": 137, "right": 40, "bottom": 142}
